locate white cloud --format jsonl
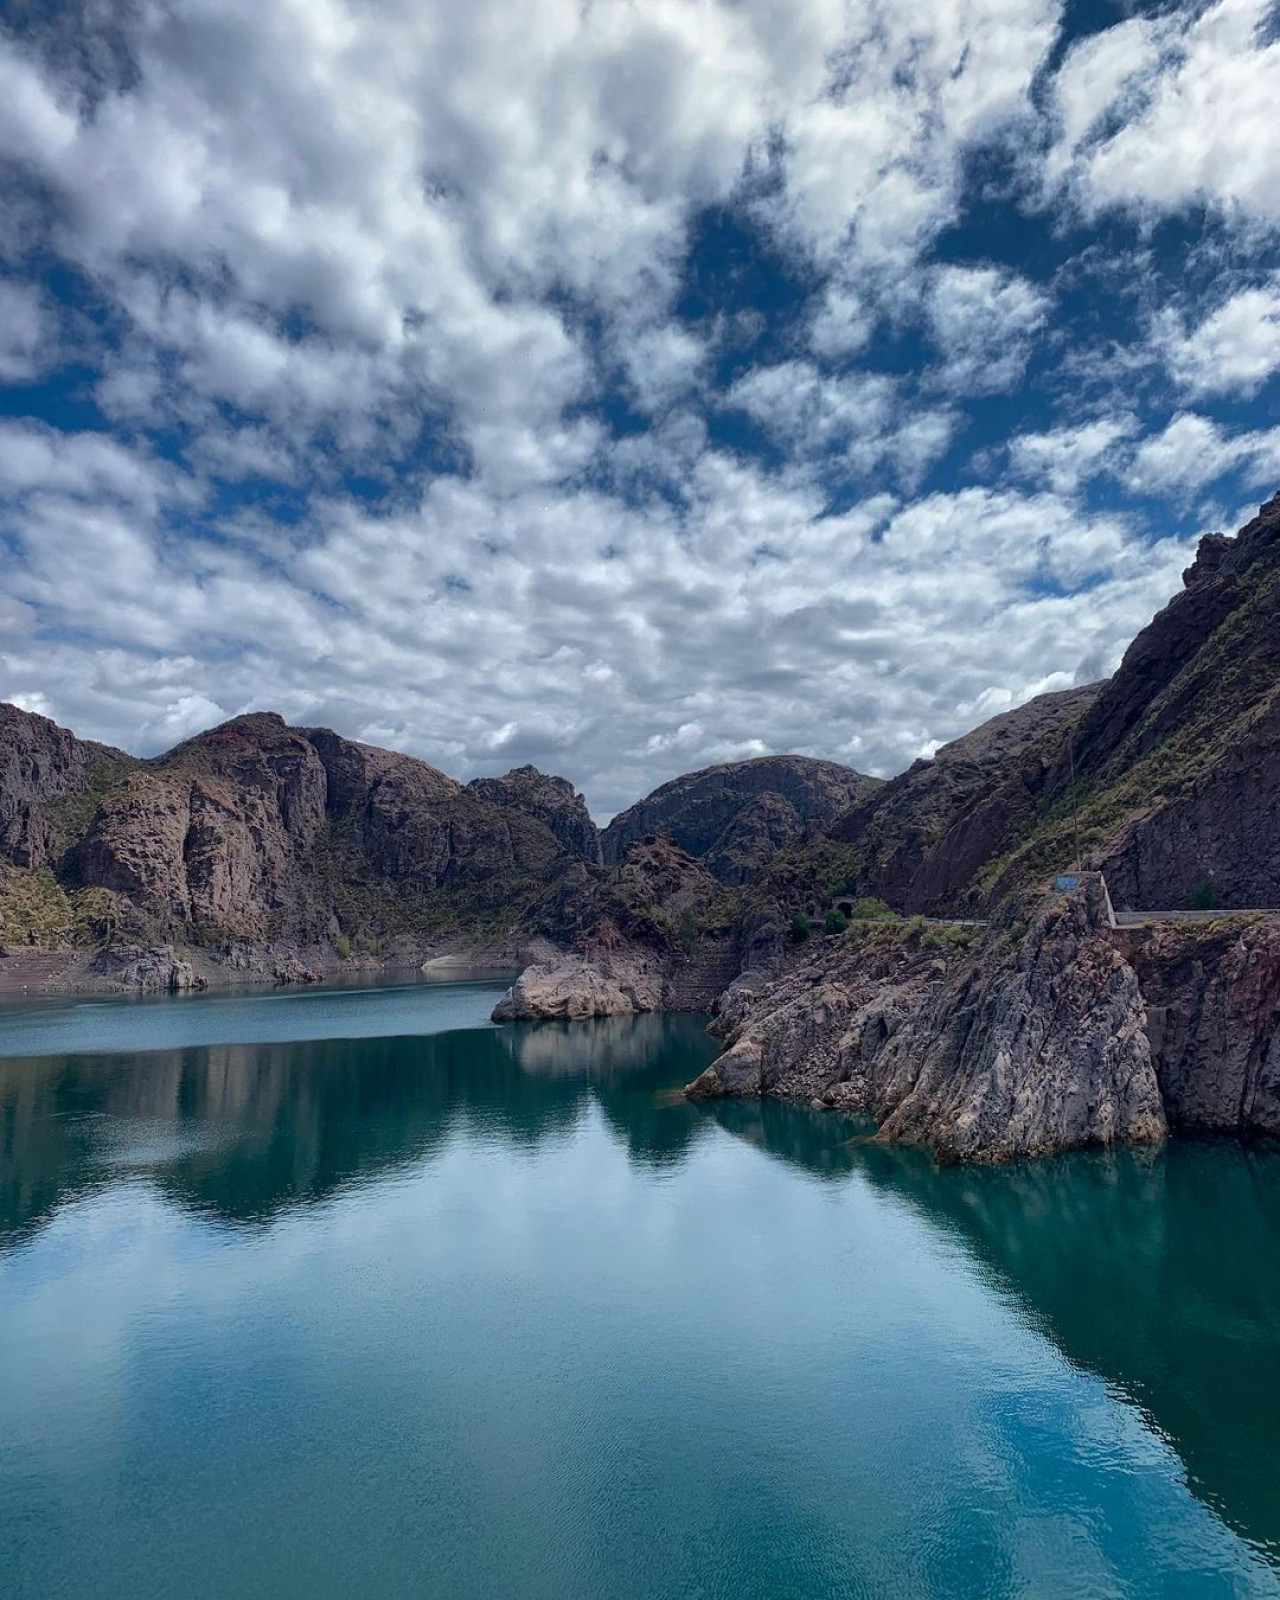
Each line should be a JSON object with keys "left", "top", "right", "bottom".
{"left": 1049, "top": 0, "right": 1280, "bottom": 228}
{"left": 1157, "top": 279, "right": 1280, "bottom": 398}
{"left": 0, "top": 282, "right": 52, "bottom": 381}
{"left": 808, "top": 285, "right": 874, "bottom": 360}
{"left": 1125, "top": 413, "right": 1280, "bottom": 497}
{"left": 926, "top": 265, "right": 1050, "bottom": 394}
{"left": 727, "top": 362, "right": 894, "bottom": 455}
{"left": 0, "top": 0, "right": 1272, "bottom": 820}
{"left": 1008, "top": 416, "right": 1137, "bottom": 495}
{"left": 623, "top": 323, "right": 706, "bottom": 414}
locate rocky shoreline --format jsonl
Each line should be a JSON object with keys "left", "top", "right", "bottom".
{"left": 679, "top": 881, "right": 1280, "bottom": 1162}
{"left": 0, "top": 935, "right": 532, "bottom": 997}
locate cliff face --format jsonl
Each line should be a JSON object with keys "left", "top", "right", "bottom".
{"left": 465, "top": 765, "right": 601, "bottom": 863}
{"left": 1123, "top": 919, "right": 1280, "bottom": 1136}
{"left": 0, "top": 709, "right": 586, "bottom": 956}
{"left": 0, "top": 703, "right": 136, "bottom": 870}
{"left": 991, "top": 493, "right": 1280, "bottom": 910}
{"left": 601, "top": 755, "right": 878, "bottom": 880}
{"left": 742, "top": 495, "right": 1280, "bottom": 929}
{"left": 689, "top": 882, "right": 1166, "bottom": 1161}
{"left": 687, "top": 882, "right": 1280, "bottom": 1161}
{"left": 826, "top": 683, "right": 1102, "bottom": 912}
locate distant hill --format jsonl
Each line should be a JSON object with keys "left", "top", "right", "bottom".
{"left": 601, "top": 755, "right": 880, "bottom": 883}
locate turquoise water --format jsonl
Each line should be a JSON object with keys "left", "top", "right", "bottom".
{"left": 1, "top": 981, "right": 1278, "bottom": 1599}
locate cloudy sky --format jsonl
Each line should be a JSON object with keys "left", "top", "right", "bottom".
{"left": 1, "top": 0, "right": 1277, "bottom": 816}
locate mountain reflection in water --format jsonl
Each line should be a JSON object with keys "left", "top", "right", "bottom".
{"left": 698, "top": 1094, "right": 1280, "bottom": 1566}
{"left": 0, "top": 1011, "right": 718, "bottom": 1240}
{"left": 2, "top": 991, "right": 1279, "bottom": 1588}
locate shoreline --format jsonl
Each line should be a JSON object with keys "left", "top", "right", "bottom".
{"left": 0, "top": 942, "right": 529, "bottom": 1001}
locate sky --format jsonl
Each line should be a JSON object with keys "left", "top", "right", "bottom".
{"left": 0, "top": 0, "right": 1278, "bottom": 819}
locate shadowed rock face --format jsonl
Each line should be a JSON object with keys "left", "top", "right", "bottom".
{"left": 993, "top": 493, "right": 1280, "bottom": 911}
{"left": 826, "top": 683, "right": 1102, "bottom": 912}
{"left": 466, "top": 765, "right": 601, "bottom": 863}
{"left": 601, "top": 755, "right": 878, "bottom": 878}
{"left": 0, "top": 703, "right": 135, "bottom": 870}
{"left": 1122, "top": 918, "right": 1280, "bottom": 1136}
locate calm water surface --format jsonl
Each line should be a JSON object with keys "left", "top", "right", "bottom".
{"left": 2, "top": 979, "right": 1279, "bottom": 1599}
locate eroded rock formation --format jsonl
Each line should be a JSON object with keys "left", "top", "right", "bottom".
{"left": 686, "top": 880, "right": 1280, "bottom": 1161}
{"left": 601, "top": 755, "right": 878, "bottom": 877}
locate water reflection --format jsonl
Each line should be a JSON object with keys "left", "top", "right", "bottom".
{"left": 5, "top": 1004, "right": 1280, "bottom": 1570}
{"left": 696, "top": 1096, "right": 1280, "bottom": 1566}
{"left": 0, "top": 1012, "right": 718, "bottom": 1243}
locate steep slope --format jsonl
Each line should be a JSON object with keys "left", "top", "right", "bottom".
{"left": 785, "top": 492, "right": 1280, "bottom": 919}
{"left": 0, "top": 703, "right": 137, "bottom": 870}
{"left": 986, "top": 493, "right": 1280, "bottom": 910}
{"left": 601, "top": 754, "right": 879, "bottom": 881}
{"left": 0, "top": 708, "right": 586, "bottom": 959}
{"left": 825, "top": 683, "right": 1102, "bottom": 911}
{"left": 465, "top": 765, "right": 601, "bottom": 862}
{"left": 684, "top": 495, "right": 1280, "bottom": 1161}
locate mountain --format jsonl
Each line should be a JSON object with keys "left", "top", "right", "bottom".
{"left": 0, "top": 710, "right": 595, "bottom": 964}
{"left": 4, "top": 495, "right": 1280, "bottom": 1161}
{"left": 688, "top": 495, "right": 1280, "bottom": 1161}
{"left": 823, "top": 682, "right": 1103, "bottom": 913}
{"left": 0, "top": 702, "right": 138, "bottom": 871}
{"left": 989, "top": 493, "right": 1280, "bottom": 910}
{"left": 742, "top": 492, "right": 1280, "bottom": 926}
{"left": 601, "top": 755, "right": 880, "bottom": 883}
{"left": 465, "top": 766, "right": 601, "bottom": 863}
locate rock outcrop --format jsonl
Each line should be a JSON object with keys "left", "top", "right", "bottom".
{"left": 87, "top": 943, "right": 206, "bottom": 992}
{"left": 492, "top": 951, "right": 664, "bottom": 1020}
{"left": 991, "top": 493, "right": 1280, "bottom": 910}
{"left": 0, "top": 702, "right": 135, "bottom": 870}
{"left": 601, "top": 755, "right": 878, "bottom": 878}
{"left": 687, "top": 881, "right": 1167, "bottom": 1160}
{"left": 466, "top": 766, "right": 601, "bottom": 862}
{"left": 491, "top": 837, "right": 732, "bottom": 1021}
{"left": 1122, "top": 917, "right": 1280, "bottom": 1135}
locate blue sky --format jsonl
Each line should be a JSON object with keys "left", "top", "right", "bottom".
{"left": 1, "top": 0, "right": 1278, "bottom": 816}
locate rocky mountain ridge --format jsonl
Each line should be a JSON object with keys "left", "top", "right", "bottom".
{"left": 601, "top": 755, "right": 880, "bottom": 882}
{"left": 0, "top": 710, "right": 600, "bottom": 973}
{"left": 4, "top": 494, "right": 1280, "bottom": 1166}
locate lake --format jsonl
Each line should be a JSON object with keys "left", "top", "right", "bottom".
{"left": 2, "top": 977, "right": 1278, "bottom": 1599}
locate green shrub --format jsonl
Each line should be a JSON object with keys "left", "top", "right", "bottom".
{"left": 846, "top": 896, "right": 895, "bottom": 920}
{"left": 823, "top": 908, "right": 849, "bottom": 935}
{"left": 1190, "top": 880, "right": 1218, "bottom": 911}
{"left": 678, "top": 906, "right": 699, "bottom": 956}
{"left": 789, "top": 913, "right": 812, "bottom": 942}
{"left": 334, "top": 932, "right": 352, "bottom": 958}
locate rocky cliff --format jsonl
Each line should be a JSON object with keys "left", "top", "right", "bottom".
{"left": 601, "top": 755, "right": 879, "bottom": 881}
{"left": 0, "top": 703, "right": 136, "bottom": 871}
{"left": 466, "top": 765, "right": 602, "bottom": 863}
{"left": 743, "top": 494, "right": 1280, "bottom": 934}
{"left": 988, "top": 493, "right": 1280, "bottom": 910}
{"left": 687, "top": 881, "right": 1280, "bottom": 1160}
{"left": 0, "top": 709, "right": 589, "bottom": 967}
{"left": 825, "top": 684, "right": 1102, "bottom": 911}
